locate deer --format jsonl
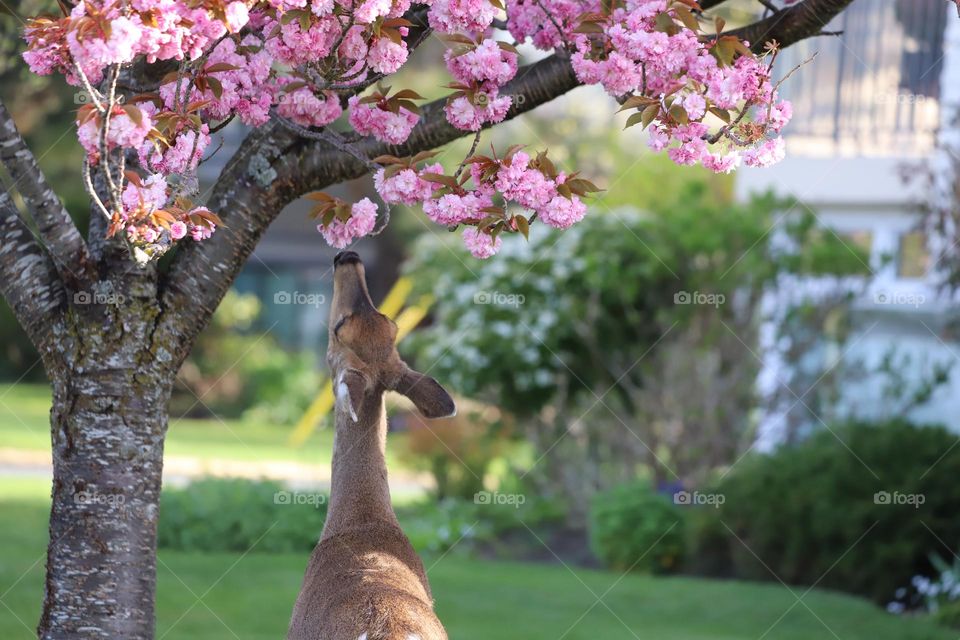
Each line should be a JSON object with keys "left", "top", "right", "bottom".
{"left": 288, "top": 250, "right": 457, "bottom": 640}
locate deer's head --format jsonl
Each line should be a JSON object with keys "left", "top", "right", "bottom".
{"left": 328, "top": 250, "right": 456, "bottom": 422}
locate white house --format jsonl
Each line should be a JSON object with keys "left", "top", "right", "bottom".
{"left": 736, "top": 0, "right": 960, "bottom": 444}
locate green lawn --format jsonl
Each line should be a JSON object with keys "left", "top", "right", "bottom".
{"left": 0, "top": 383, "right": 405, "bottom": 467}
{"left": 0, "top": 479, "right": 951, "bottom": 640}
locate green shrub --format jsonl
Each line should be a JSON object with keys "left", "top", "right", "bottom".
{"left": 397, "top": 498, "right": 493, "bottom": 555}
{"left": 712, "top": 419, "right": 960, "bottom": 603}
{"left": 589, "top": 481, "right": 686, "bottom": 573}
{"left": 159, "top": 478, "right": 327, "bottom": 553}
{"left": 172, "top": 291, "right": 320, "bottom": 422}
{"left": 935, "top": 601, "right": 960, "bottom": 630}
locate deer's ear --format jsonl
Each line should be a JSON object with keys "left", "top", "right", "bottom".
{"left": 391, "top": 366, "right": 456, "bottom": 419}
{"left": 336, "top": 369, "right": 369, "bottom": 422}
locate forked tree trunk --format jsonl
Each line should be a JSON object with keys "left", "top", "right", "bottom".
{"left": 37, "top": 269, "right": 174, "bottom": 640}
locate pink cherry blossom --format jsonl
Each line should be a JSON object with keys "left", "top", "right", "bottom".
{"left": 374, "top": 164, "right": 443, "bottom": 205}
{"left": 540, "top": 194, "right": 587, "bottom": 229}
{"left": 318, "top": 198, "right": 379, "bottom": 248}
{"left": 367, "top": 38, "right": 409, "bottom": 75}
{"left": 428, "top": 0, "right": 497, "bottom": 34}
{"left": 169, "top": 220, "right": 188, "bottom": 240}
{"left": 445, "top": 40, "right": 518, "bottom": 86}
{"left": 702, "top": 151, "right": 741, "bottom": 174}
{"left": 743, "top": 137, "right": 786, "bottom": 168}
{"left": 77, "top": 107, "right": 154, "bottom": 161}
{"left": 277, "top": 84, "right": 343, "bottom": 128}
{"left": 121, "top": 174, "right": 169, "bottom": 217}
{"left": 444, "top": 88, "right": 511, "bottom": 131}
{"left": 224, "top": 2, "right": 250, "bottom": 32}
{"left": 462, "top": 227, "right": 502, "bottom": 259}
{"left": 348, "top": 95, "right": 419, "bottom": 144}
{"left": 140, "top": 125, "right": 211, "bottom": 175}
{"left": 423, "top": 191, "right": 492, "bottom": 226}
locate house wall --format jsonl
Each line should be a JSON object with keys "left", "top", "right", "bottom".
{"left": 737, "top": 2, "right": 960, "bottom": 442}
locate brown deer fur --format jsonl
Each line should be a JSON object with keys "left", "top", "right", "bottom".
{"left": 288, "top": 251, "right": 456, "bottom": 640}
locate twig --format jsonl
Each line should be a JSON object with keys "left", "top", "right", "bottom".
{"left": 208, "top": 114, "right": 235, "bottom": 134}
{"left": 72, "top": 61, "right": 105, "bottom": 112}
{"left": 757, "top": 0, "right": 780, "bottom": 14}
{"left": 533, "top": 0, "right": 572, "bottom": 50}
{"left": 82, "top": 158, "right": 113, "bottom": 222}
{"left": 271, "top": 110, "right": 381, "bottom": 171}
{"left": 454, "top": 131, "right": 482, "bottom": 180}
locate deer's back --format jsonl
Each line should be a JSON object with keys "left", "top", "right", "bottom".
{"left": 287, "top": 521, "right": 446, "bottom": 640}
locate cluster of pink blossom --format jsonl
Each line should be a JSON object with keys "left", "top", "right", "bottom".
{"left": 374, "top": 164, "right": 445, "bottom": 205}
{"left": 157, "top": 36, "right": 274, "bottom": 127}
{"left": 439, "top": 37, "right": 518, "bottom": 131}
{"left": 21, "top": 0, "right": 797, "bottom": 259}
{"left": 506, "top": 0, "right": 587, "bottom": 50}
{"left": 139, "top": 124, "right": 211, "bottom": 175}
{"left": 439, "top": 36, "right": 518, "bottom": 132}
{"left": 445, "top": 39, "right": 518, "bottom": 86}
{"left": 427, "top": 0, "right": 498, "bottom": 34}
{"left": 444, "top": 89, "right": 512, "bottom": 131}
{"left": 277, "top": 82, "right": 343, "bottom": 128}
{"left": 372, "top": 148, "right": 589, "bottom": 258}
{"left": 76, "top": 106, "right": 153, "bottom": 163}
{"left": 570, "top": 0, "right": 790, "bottom": 171}
{"left": 490, "top": 151, "right": 587, "bottom": 229}
{"left": 348, "top": 95, "right": 420, "bottom": 144}
{"left": 318, "top": 198, "right": 379, "bottom": 248}
{"left": 117, "top": 174, "right": 217, "bottom": 262}
{"left": 462, "top": 226, "right": 502, "bottom": 259}
{"left": 24, "top": 0, "right": 251, "bottom": 85}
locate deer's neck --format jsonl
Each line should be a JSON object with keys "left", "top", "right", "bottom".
{"left": 322, "top": 390, "right": 397, "bottom": 540}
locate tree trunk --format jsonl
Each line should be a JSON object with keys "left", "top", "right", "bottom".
{"left": 37, "top": 262, "right": 173, "bottom": 640}
{"left": 39, "top": 374, "right": 170, "bottom": 639}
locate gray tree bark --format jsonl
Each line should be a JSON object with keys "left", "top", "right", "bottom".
{"left": 0, "top": 0, "right": 855, "bottom": 636}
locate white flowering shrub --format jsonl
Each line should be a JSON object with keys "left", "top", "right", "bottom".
{"left": 402, "top": 190, "right": 868, "bottom": 516}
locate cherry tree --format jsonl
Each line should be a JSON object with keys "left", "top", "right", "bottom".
{"left": 2, "top": 0, "right": 860, "bottom": 636}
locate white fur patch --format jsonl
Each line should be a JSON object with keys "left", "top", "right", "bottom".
{"left": 357, "top": 634, "right": 367, "bottom": 640}
{"left": 336, "top": 373, "right": 359, "bottom": 422}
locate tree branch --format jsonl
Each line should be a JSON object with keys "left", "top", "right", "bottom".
{"left": 0, "top": 190, "right": 68, "bottom": 362}
{"left": 717, "top": 0, "right": 855, "bottom": 53}
{"left": 0, "top": 99, "right": 94, "bottom": 286}
{"left": 154, "top": 0, "right": 853, "bottom": 365}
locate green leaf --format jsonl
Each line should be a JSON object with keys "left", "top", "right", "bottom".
{"left": 515, "top": 215, "right": 530, "bottom": 239}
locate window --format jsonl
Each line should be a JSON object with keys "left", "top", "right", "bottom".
{"left": 898, "top": 231, "right": 930, "bottom": 278}
{"left": 840, "top": 230, "right": 874, "bottom": 255}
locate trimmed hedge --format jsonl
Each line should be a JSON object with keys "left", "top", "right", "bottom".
{"left": 711, "top": 420, "right": 960, "bottom": 603}
{"left": 589, "top": 481, "right": 686, "bottom": 573}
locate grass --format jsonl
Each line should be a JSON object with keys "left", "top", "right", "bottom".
{"left": 0, "top": 383, "right": 409, "bottom": 468}
{"left": 0, "top": 479, "right": 952, "bottom": 640}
